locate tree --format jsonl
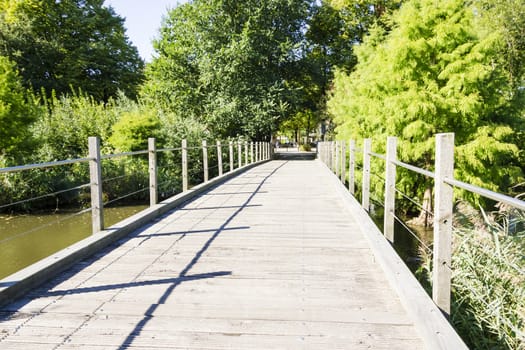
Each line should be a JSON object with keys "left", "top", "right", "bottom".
{"left": 310, "top": 0, "right": 402, "bottom": 71}
{"left": 0, "top": 0, "right": 144, "bottom": 101}
{"left": 142, "top": 0, "right": 312, "bottom": 140}
{"left": 0, "top": 55, "right": 37, "bottom": 158}
{"left": 328, "top": 0, "right": 524, "bottom": 209}
{"left": 302, "top": 0, "right": 402, "bottom": 138}
{"left": 473, "top": 0, "right": 525, "bottom": 109}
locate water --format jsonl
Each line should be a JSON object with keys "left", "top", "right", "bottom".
{"left": 0, "top": 205, "right": 147, "bottom": 279}
{"left": 370, "top": 206, "right": 433, "bottom": 272}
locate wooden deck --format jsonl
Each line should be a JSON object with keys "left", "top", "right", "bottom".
{"left": 0, "top": 159, "right": 436, "bottom": 349}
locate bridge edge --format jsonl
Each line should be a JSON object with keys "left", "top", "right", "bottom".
{"left": 317, "top": 159, "right": 469, "bottom": 350}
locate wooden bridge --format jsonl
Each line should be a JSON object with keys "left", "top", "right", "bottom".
{"left": 0, "top": 155, "right": 466, "bottom": 349}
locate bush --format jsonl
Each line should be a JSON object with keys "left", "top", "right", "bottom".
{"left": 109, "top": 108, "right": 161, "bottom": 152}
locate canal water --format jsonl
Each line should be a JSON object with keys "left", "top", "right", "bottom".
{"left": 0, "top": 205, "right": 147, "bottom": 279}
{"left": 369, "top": 205, "right": 433, "bottom": 272}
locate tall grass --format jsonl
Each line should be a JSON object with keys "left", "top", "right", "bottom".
{"left": 418, "top": 203, "right": 525, "bottom": 349}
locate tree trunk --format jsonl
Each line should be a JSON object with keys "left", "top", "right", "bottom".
{"left": 410, "top": 187, "right": 433, "bottom": 227}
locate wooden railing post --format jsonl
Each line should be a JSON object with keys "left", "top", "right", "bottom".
{"left": 341, "top": 140, "right": 346, "bottom": 183}
{"left": 349, "top": 139, "right": 356, "bottom": 195}
{"left": 238, "top": 141, "right": 242, "bottom": 168}
{"left": 148, "top": 137, "right": 157, "bottom": 206}
{"left": 325, "top": 142, "right": 328, "bottom": 167}
{"left": 384, "top": 136, "right": 397, "bottom": 243}
{"left": 229, "top": 141, "right": 234, "bottom": 172}
{"left": 250, "top": 142, "right": 254, "bottom": 163}
{"left": 244, "top": 141, "right": 249, "bottom": 165}
{"left": 88, "top": 136, "right": 104, "bottom": 233}
{"left": 323, "top": 142, "right": 327, "bottom": 165}
{"left": 324, "top": 142, "right": 328, "bottom": 165}
{"left": 255, "top": 142, "right": 259, "bottom": 162}
{"left": 433, "top": 133, "right": 455, "bottom": 316}
{"left": 330, "top": 141, "right": 335, "bottom": 172}
{"left": 335, "top": 141, "right": 340, "bottom": 179}
{"left": 326, "top": 141, "right": 332, "bottom": 170}
{"left": 362, "top": 138, "right": 371, "bottom": 212}
{"left": 182, "top": 139, "right": 188, "bottom": 192}
{"left": 217, "top": 141, "right": 223, "bottom": 177}
{"left": 202, "top": 140, "right": 208, "bottom": 182}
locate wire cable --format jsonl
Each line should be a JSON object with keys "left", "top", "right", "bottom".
{"left": 394, "top": 188, "right": 434, "bottom": 217}
{"left": 101, "top": 174, "right": 131, "bottom": 184}
{"left": 371, "top": 172, "right": 385, "bottom": 182}
{"left": 370, "top": 196, "right": 385, "bottom": 208}
{"left": 392, "top": 213, "right": 433, "bottom": 254}
{"left": 103, "top": 187, "right": 149, "bottom": 207}
{"left": 0, "top": 183, "right": 90, "bottom": 211}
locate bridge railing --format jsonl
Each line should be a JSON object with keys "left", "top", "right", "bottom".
{"left": 318, "top": 133, "right": 525, "bottom": 316}
{"left": 0, "top": 137, "right": 272, "bottom": 236}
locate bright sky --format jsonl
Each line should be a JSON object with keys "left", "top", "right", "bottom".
{"left": 104, "top": 0, "right": 187, "bottom": 62}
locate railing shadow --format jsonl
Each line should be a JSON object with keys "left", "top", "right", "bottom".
{"left": 115, "top": 160, "right": 287, "bottom": 349}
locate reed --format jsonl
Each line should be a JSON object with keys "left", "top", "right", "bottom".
{"left": 417, "top": 204, "right": 525, "bottom": 349}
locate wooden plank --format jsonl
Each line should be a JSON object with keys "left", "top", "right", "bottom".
{"left": 0, "top": 159, "right": 432, "bottom": 349}
{"left": 322, "top": 159, "right": 468, "bottom": 349}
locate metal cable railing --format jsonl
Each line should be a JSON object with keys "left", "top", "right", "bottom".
{"left": 0, "top": 183, "right": 90, "bottom": 211}
{"left": 317, "top": 135, "right": 525, "bottom": 318}
{"left": 0, "top": 136, "right": 272, "bottom": 279}
{"left": 392, "top": 213, "right": 433, "bottom": 254}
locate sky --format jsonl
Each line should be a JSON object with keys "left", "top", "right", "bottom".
{"left": 104, "top": 0, "right": 187, "bottom": 62}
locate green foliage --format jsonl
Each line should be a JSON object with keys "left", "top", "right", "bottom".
{"left": 0, "top": 55, "right": 37, "bottom": 157}
{"left": 109, "top": 109, "right": 161, "bottom": 152}
{"left": 322, "top": 0, "right": 402, "bottom": 70}
{"left": 142, "top": 0, "right": 311, "bottom": 140}
{"left": 329, "top": 0, "right": 525, "bottom": 207}
{"left": 473, "top": 0, "right": 525, "bottom": 102}
{"left": 278, "top": 110, "right": 321, "bottom": 144}
{"left": 32, "top": 90, "right": 120, "bottom": 160}
{"left": 0, "top": 0, "right": 144, "bottom": 101}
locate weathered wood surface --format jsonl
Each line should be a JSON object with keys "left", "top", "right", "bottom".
{"left": 0, "top": 160, "right": 425, "bottom": 349}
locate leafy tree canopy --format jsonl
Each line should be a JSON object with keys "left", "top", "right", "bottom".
{"left": 0, "top": 0, "right": 144, "bottom": 101}
{"left": 328, "top": 0, "right": 524, "bottom": 205}
{"left": 142, "top": 0, "right": 312, "bottom": 140}
{"left": 0, "top": 55, "right": 37, "bottom": 157}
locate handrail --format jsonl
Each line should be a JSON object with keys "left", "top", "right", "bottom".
{"left": 1, "top": 138, "right": 273, "bottom": 236}
{"left": 317, "top": 135, "right": 525, "bottom": 318}
{"left": 0, "top": 157, "right": 93, "bottom": 174}
{"left": 157, "top": 147, "right": 182, "bottom": 152}
{"left": 392, "top": 159, "right": 435, "bottom": 179}
{"left": 445, "top": 177, "right": 525, "bottom": 211}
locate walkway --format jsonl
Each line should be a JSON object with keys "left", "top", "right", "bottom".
{"left": 1, "top": 160, "right": 425, "bottom": 349}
